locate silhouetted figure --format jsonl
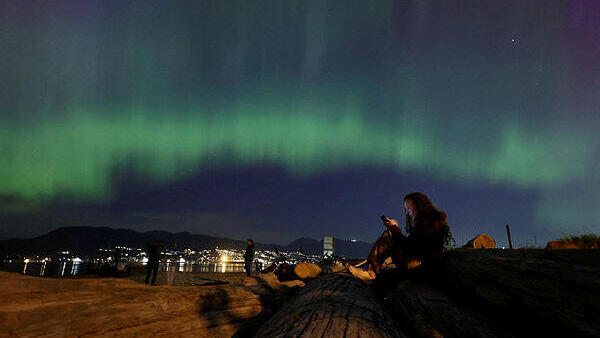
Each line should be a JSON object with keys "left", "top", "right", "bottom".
{"left": 113, "top": 247, "right": 123, "bottom": 276}
{"left": 113, "top": 247, "right": 121, "bottom": 266}
{"left": 244, "top": 239, "right": 255, "bottom": 277}
{"left": 145, "top": 241, "right": 162, "bottom": 285}
{"left": 349, "top": 192, "right": 452, "bottom": 285}
{"left": 0, "top": 243, "right": 4, "bottom": 270}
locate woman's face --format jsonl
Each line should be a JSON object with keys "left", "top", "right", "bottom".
{"left": 404, "top": 199, "right": 416, "bottom": 219}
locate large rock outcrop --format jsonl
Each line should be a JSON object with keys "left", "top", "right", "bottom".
{"left": 2, "top": 248, "right": 599, "bottom": 337}
{"left": 0, "top": 271, "right": 269, "bottom": 337}
{"left": 386, "top": 280, "right": 511, "bottom": 338}
{"left": 431, "top": 249, "right": 600, "bottom": 337}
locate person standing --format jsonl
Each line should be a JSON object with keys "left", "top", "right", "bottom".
{"left": 113, "top": 247, "right": 124, "bottom": 276}
{"left": 244, "top": 239, "right": 255, "bottom": 277}
{"left": 145, "top": 241, "right": 162, "bottom": 285}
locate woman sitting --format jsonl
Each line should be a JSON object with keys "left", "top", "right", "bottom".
{"left": 349, "top": 192, "right": 452, "bottom": 283}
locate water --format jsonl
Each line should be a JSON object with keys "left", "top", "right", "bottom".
{"left": 2, "top": 261, "right": 88, "bottom": 277}
{"left": 2, "top": 261, "right": 246, "bottom": 277}
{"left": 164, "top": 262, "right": 246, "bottom": 273}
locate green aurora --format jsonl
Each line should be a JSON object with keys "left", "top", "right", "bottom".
{"left": 1, "top": 0, "right": 599, "bottom": 238}
{"left": 1, "top": 102, "right": 596, "bottom": 230}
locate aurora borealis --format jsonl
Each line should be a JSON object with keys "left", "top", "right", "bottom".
{"left": 1, "top": 1, "right": 599, "bottom": 245}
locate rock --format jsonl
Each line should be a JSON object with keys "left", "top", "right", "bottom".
{"left": 387, "top": 281, "right": 508, "bottom": 338}
{"left": 431, "top": 249, "right": 600, "bottom": 337}
{"left": 0, "top": 271, "right": 265, "bottom": 337}
{"left": 463, "top": 234, "right": 496, "bottom": 249}
{"left": 6, "top": 249, "right": 599, "bottom": 337}
{"left": 293, "top": 262, "right": 322, "bottom": 279}
{"left": 233, "top": 273, "right": 306, "bottom": 337}
{"left": 255, "top": 274, "right": 405, "bottom": 337}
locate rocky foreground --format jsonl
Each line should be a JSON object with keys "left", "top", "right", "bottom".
{"left": 1, "top": 249, "right": 599, "bottom": 337}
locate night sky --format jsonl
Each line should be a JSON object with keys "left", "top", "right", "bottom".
{"left": 1, "top": 1, "right": 599, "bottom": 247}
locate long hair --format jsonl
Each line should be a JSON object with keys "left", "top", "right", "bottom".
{"left": 404, "top": 192, "right": 442, "bottom": 233}
{"left": 404, "top": 192, "right": 455, "bottom": 250}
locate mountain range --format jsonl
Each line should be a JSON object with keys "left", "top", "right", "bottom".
{"left": 0, "top": 226, "right": 372, "bottom": 258}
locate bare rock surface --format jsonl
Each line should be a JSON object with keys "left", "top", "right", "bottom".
{"left": 255, "top": 273, "right": 405, "bottom": 338}
{"left": 3, "top": 249, "right": 599, "bottom": 337}
{"left": 433, "top": 249, "right": 600, "bottom": 337}
{"left": 0, "top": 271, "right": 265, "bottom": 337}
{"left": 387, "top": 280, "right": 510, "bottom": 338}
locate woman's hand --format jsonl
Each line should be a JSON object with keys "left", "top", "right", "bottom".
{"left": 382, "top": 217, "right": 398, "bottom": 228}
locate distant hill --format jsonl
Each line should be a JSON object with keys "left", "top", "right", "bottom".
{"left": 0, "top": 226, "right": 372, "bottom": 258}
{"left": 0, "top": 226, "right": 254, "bottom": 256}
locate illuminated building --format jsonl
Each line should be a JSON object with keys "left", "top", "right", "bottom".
{"left": 323, "top": 236, "right": 334, "bottom": 258}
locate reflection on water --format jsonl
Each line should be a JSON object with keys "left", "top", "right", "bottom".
{"left": 2, "top": 261, "right": 87, "bottom": 277}
{"left": 3, "top": 261, "right": 246, "bottom": 277}
{"left": 162, "top": 262, "right": 245, "bottom": 273}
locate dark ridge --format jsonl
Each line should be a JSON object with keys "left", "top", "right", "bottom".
{"left": 0, "top": 226, "right": 373, "bottom": 258}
